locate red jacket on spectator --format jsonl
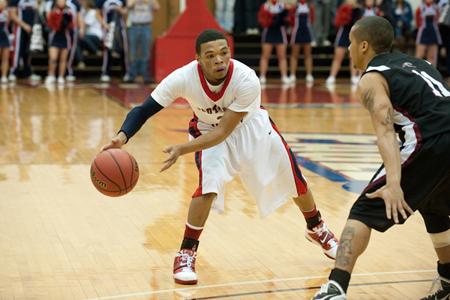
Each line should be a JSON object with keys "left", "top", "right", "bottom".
{"left": 258, "top": 4, "right": 274, "bottom": 28}
{"left": 47, "top": 7, "right": 73, "bottom": 31}
{"left": 335, "top": 3, "right": 353, "bottom": 26}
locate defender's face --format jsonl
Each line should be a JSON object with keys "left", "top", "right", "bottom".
{"left": 197, "top": 39, "right": 231, "bottom": 85}
{"left": 348, "top": 28, "right": 362, "bottom": 70}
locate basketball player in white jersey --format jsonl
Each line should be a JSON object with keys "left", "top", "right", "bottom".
{"left": 102, "top": 29, "right": 339, "bottom": 285}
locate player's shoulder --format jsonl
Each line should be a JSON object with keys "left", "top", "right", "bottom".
{"left": 231, "top": 59, "right": 258, "bottom": 83}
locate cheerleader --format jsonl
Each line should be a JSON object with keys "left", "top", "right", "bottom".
{"left": 415, "top": 0, "right": 442, "bottom": 66}
{"left": 258, "top": 0, "right": 290, "bottom": 84}
{"left": 0, "top": 0, "right": 10, "bottom": 84}
{"left": 45, "top": 0, "right": 73, "bottom": 85}
{"left": 288, "top": 0, "right": 315, "bottom": 84}
{"left": 325, "top": 0, "right": 362, "bottom": 86}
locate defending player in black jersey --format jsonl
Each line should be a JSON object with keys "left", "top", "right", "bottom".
{"left": 312, "top": 16, "right": 450, "bottom": 300}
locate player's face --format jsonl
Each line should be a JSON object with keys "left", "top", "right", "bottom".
{"left": 348, "top": 28, "right": 362, "bottom": 70}
{"left": 197, "top": 39, "right": 231, "bottom": 85}
{"left": 56, "top": 0, "right": 66, "bottom": 8}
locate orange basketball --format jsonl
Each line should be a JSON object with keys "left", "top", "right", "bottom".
{"left": 90, "top": 149, "right": 139, "bottom": 197}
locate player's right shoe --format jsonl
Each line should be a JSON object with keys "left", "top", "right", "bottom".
{"left": 173, "top": 249, "right": 198, "bottom": 285}
{"left": 305, "top": 220, "right": 339, "bottom": 259}
{"left": 312, "top": 280, "right": 347, "bottom": 300}
{"left": 420, "top": 276, "right": 450, "bottom": 300}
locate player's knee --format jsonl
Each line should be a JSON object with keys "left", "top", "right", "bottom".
{"left": 430, "top": 229, "right": 450, "bottom": 249}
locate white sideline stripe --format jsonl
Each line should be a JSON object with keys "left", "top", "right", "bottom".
{"left": 85, "top": 269, "right": 435, "bottom": 300}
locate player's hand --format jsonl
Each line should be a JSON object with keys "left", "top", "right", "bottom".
{"left": 161, "top": 145, "right": 182, "bottom": 172}
{"left": 366, "top": 183, "right": 414, "bottom": 224}
{"left": 101, "top": 132, "right": 127, "bottom": 151}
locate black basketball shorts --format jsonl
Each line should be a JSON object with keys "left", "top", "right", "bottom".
{"left": 348, "top": 132, "right": 450, "bottom": 233}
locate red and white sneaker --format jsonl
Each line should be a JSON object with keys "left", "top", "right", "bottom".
{"left": 305, "top": 221, "right": 339, "bottom": 260}
{"left": 173, "top": 249, "right": 198, "bottom": 285}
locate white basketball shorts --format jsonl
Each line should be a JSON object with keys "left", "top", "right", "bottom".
{"left": 188, "top": 108, "right": 307, "bottom": 217}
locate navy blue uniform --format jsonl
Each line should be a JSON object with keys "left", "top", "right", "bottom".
{"left": 290, "top": 2, "right": 314, "bottom": 44}
{"left": 47, "top": 7, "right": 73, "bottom": 49}
{"left": 416, "top": 3, "right": 442, "bottom": 45}
{"left": 0, "top": 9, "right": 10, "bottom": 48}
{"left": 9, "top": 0, "right": 38, "bottom": 77}
{"left": 259, "top": 2, "right": 288, "bottom": 44}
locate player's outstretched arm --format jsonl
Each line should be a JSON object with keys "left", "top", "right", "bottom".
{"left": 357, "top": 72, "right": 414, "bottom": 223}
{"left": 160, "top": 109, "right": 247, "bottom": 172}
{"left": 101, "top": 96, "right": 164, "bottom": 151}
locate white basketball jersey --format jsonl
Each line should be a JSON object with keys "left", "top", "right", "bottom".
{"left": 151, "top": 59, "right": 261, "bottom": 133}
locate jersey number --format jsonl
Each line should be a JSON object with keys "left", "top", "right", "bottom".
{"left": 412, "top": 70, "right": 450, "bottom": 97}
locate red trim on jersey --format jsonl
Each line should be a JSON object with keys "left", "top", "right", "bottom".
{"left": 188, "top": 114, "right": 201, "bottom": 138}
{"left": 197, "top": 60, "right": 234, "bottom": 102}
{"left": 270, "top": 118, "right": 308, "bottom": 195}
{"left": 192, "top": 151, "right": 203, "bottom": 198}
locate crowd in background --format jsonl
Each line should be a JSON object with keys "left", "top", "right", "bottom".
{"left": 0, "top": 0, "right": 448, "bottom": 86}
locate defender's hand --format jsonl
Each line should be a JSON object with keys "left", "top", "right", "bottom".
{"left": 366, "top": 184, "right": 414, "bottom": 224}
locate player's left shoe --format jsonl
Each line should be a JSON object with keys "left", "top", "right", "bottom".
{"left": 305, "top": 220, "right": 339, "bottom": 259}
{"left": 312, "top": 280, "right": 347, "bottom": 300}
{"left": 173, "top": 249, "right": 198, "bottom": 285}
{"left": 420, "top": 276, "right": 450, "bottom": 300}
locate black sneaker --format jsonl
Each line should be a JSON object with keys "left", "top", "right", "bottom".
{"left": 312, "top": 280, "right": 347, "bottom": 300}
{"left": 421, "top": 277, "right": 450, "bottom": 300}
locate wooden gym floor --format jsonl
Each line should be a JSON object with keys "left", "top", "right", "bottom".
{"left": 0, "top": 79, "right": 443, "bottom": 299}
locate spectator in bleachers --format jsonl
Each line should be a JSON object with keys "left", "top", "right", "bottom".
{"left": 376, "top": 0, "right": 394, "bottom": 25}
{"left": 215, "top": 0, "right": 235, "bottom": 32}
{"left": 438, "top": 0, "right": 450, "bottom": 78}
{"left": 258, "top": 0, "right": 290, "bottom": 84}
{"left": 0, "top": 0, "right": 10, "bottom": 84}
{"left": 45, "top": 0, "right": 73, "bottom": 85}
{"left": 392, "top": 0, "right": 413, "bottom": 53}
{"left": 126, "top": 0, "right": 159, "bottom": 83}
{"left": 8, "top": 0, "right": 41, "bottom": 81}
{"left": 288, "top": 0, "right": 315, "bottom": 84}
{"left": 312, "top": 0, "right": 334, "bottom": 46}
{"left": 325, "top": 0, "right": 362, "bottom": 86}
{"left": 363, "top": 0, "right": 381, "bottom": 16}
{"left": 415, "top": 0, "right": 441, "bottom": 66}
{"left": 96, "top": 0, "right": 129, "bottom": 82}
{"left": 65, "top": 0, "right": 84, "bottom": 82}
{"left": 234, "top": 0, "right": 264, "bottom": 34}
{"left": 76, "top": 0, "right": 102, "bottom": 68}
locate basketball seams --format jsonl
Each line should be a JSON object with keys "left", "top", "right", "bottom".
{"left": 92, "top": 161, "right": 122, "bottom": 193}
{"left": 127, "top": 152, "right": 134, "bottom": 189}
{"left": 106, "top": 150, "right": 128, "bottom": 193}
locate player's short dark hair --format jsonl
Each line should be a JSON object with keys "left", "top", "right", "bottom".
{"left": 353, "top": 16, "right": 394, "bottom": 54}
{"left": 195, "top": 29, "right": 228, "bottom": 55}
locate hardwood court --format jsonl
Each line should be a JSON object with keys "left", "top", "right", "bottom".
{"left": 0, "top": 81, "right": 441, "bottom": 300}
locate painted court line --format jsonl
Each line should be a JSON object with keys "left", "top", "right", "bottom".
{"left": 86, "top": 269, "right": 435, "bottom": 300}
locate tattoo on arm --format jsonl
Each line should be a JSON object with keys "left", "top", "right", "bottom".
{"left": 335, "top": 226, "right": 356, "bottom": 268}
{"left": 381, "top": 107, "right": 394, "bottom": 128}
{"left": 361, "top": 88, "right": 376, "bottom": 113}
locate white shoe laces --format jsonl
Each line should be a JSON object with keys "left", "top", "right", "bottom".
{"left": 178, "top": 251, "right": 196, "bottom": 269}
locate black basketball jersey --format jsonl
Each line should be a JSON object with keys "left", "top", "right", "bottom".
{"left": 363, "top": 52, "right": 450, "bottom": 144}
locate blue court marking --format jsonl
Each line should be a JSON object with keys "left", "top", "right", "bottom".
{"left": 287, "top": 133, "right": 380, "bottom": 194}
